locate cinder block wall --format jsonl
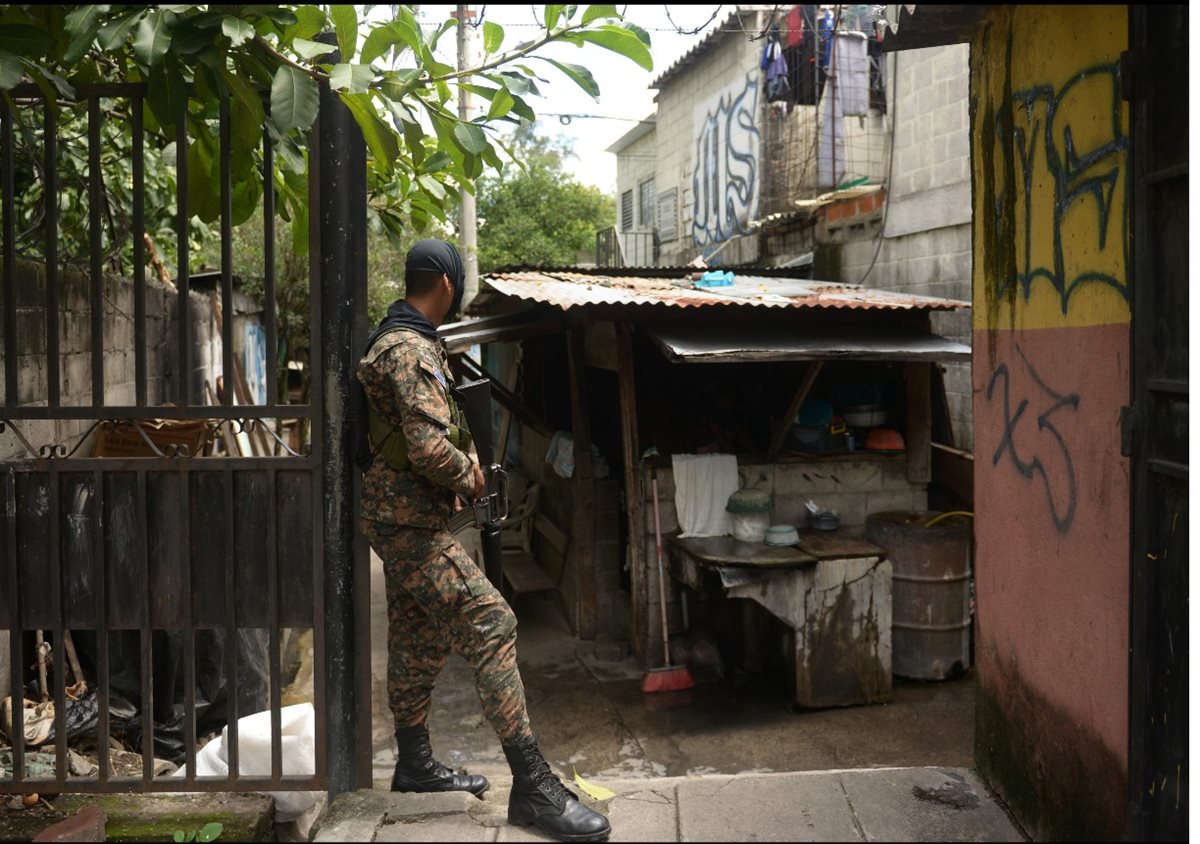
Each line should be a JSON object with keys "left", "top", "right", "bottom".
{"left": 836, "top": 44, "right": 974, "bottom": 451}
{"left": 653, "top": 12, "right": 765, "bottom": 267}
{"left": 644, "top": 459, "right": 927, "bottom": 657}
{"left": 0, "top": 260, "right": 216, "bottom": 461}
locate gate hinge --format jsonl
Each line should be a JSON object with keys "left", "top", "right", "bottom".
{"left": 1119, "top": 50, "right": 1133, "bottom": 102}
{"left": 1120, "top": 404, "right": 1136, "bottom": 457}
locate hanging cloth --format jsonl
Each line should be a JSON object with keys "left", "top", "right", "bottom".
{"left": 785, "top": 5, "right": 804, "bottom": 48}
{"left": 834, "top": 31, "right": 870, "bottom": 116}
{"left": 818, "top": 71, "right": 845, "bottom": 187}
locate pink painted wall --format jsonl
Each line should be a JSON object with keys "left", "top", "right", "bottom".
{"left": 969, "top": 6, "right": 1131, "bottom": 837}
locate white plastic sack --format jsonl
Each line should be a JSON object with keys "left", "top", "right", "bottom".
{"left": 173, "top": 702, "right": 318, "bottom": 822}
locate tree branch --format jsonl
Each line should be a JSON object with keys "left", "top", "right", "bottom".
{"left": 252, "top": 34, "right": 329, "bottom": 81}
{"left": 427, "top": 22, "right": 588, "bottom": 83}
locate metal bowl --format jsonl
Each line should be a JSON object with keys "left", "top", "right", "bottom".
{"left": 764, "top": 524, "right": 800, "bottom": 546}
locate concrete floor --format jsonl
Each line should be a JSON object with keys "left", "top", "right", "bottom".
{"left": 369, "top": 553, "right": 976, "bottom": 787}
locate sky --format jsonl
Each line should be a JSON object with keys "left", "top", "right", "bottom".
{"left": 396, "top": 5, "right": 732, "bottom": 195}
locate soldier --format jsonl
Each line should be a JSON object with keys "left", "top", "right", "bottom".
{"left": 356, "top": 239, "right": 611, "bottom": 843}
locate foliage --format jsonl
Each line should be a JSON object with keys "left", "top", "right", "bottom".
{"left": 475, "top": 124, "right": 614, "bottom": 272}
{"left": 0, "top": 4, "right": 653, "bottom": 267}
{"left": 172, "top": 822, "right": 223, "bottom": 843}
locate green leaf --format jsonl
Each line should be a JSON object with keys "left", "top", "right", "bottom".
{"left": 270, "top": 66, "right": 319, "bottom": 132}
{"left": 221, "top": 16, "right": 255, "bottom": 47}
{"left": 259, "top": 8, "right": 298, "bottom": 27}
{"left": 453, "top": 121, "right": 488, "bottom": 155}
{"left": 97, "top": 12, "right": 143, "bottom": 51}
{"left": 486, "top": 86, "right": 514, "bottom": 120}
{"left": 482, "top": 21, "right": 504, "bottom": 55}
{"left": 63, "top": 5, "right": 110, "bottom": 63}
{"left": 544, "top": 5, "right": 566, "bottom": 30}
{"left": 493, "top": 71, "right": 539, "bottom": 97}
{"left": 617, "top": 20, "right": 651, "bottom": 46}
{"left": 361, "top": 22, "right": 412, "bottom": 65}
{"left": 339, "top": 91, "right": 399, "bottom": 173}
{"left": 581, "top": 4, "right": 620, "bottom": 25}
{"left": 282, "top": 5, "right": 325, "bottom": 43}
{"left": 134, "top": 9, "right": 175, "bottom": 67}
{"left": 197, "top": 822, "right": 224, "bottom": 843}
{"left": 0, "top": 51, "right": 24, "bottom": 90}
{"left": 533, "top": 57, "right": 599, "bottom": 99}
{"left": 173, "top": 832, "right": 186, "bottom": 843}
{"left": 379, "top": 68, "right": 421, "bottom": 101}
{"left": 428, "top": 18, "right": 458, "bottom": 53}
{"left": 292, "top": 37, "right": 336, "bottom": 60}
{"left": 421, "top": 150, "right": 452, "bottom": 173}
{"left": 330, "top": 62, "right": 372, "bottom": 93}
{"left": 508, "top": 93, "right": 536, "bottom": 122}
{"left": 147, "top": 57, "right": 187, "bottom": 126}
{"left": 577, "top": 25, "right": 652, "bottom": 70}
{"left": 29, "top": 64, "right": 75, "bottom": 98}
{"left": 0, "top": 25, "right": 54, "bottom": 57}
{"left": 330, "top": 3, "right": 357, "bottom": 62}
{"left": 220, "top": 67, "right": 265, "bottom": 128}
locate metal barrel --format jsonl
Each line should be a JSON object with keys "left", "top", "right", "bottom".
{"left": 865, "top": 510, "right": 972, "bottom": 681}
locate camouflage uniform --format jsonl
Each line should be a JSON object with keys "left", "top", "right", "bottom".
{"left": 357, "top": 328, "right": 532, "bottom": 744}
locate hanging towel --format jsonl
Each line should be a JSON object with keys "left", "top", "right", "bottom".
{"left": 672, "top": 453, "right": 740, "bottom": 538}
{"left": 833, "top": 31, "right": 870, "bottom": 116}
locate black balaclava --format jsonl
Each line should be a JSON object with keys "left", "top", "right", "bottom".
{"left": 362, "top": 238, "right": 466, "bottom": 354}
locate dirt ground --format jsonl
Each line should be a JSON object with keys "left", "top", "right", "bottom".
{"left": 369, "top": 553, "right": 977, "bottom": 786}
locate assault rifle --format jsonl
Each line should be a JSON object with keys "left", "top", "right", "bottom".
{"left": 451, "top": 377, "right": 509, "bottom": 588}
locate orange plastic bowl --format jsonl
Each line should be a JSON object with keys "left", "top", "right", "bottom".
{"left": 864, "top": 427, "right": 906, "bottom": 452}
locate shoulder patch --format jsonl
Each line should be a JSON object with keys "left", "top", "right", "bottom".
{"left": 418, "top": 359, "right": 448, "bottom": 390}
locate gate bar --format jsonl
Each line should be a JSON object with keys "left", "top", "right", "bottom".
{"left": 94, "top": 469, "right": 110, "bottom": 786}
{"left": 219, "top": 99, "right": 234, "bottom": 410}
{"left": 44, "top": 102, "right": 60, "bottom": 408}
{"left": 6, "top": 470, "right": 24, "bottom": 785}
{"left": 263, "top": 128, "right": 278, "bottom": 408}
{"left": 316, "top": 55, "right": 365, "bottom": 800}
{"left": 175, "top": 110, "right": 190, "bottom": 406}
{"left": 132, "top": 94, "right": 147, "bottom": 407}
{"left": 2, "top": 101, "right": 14, "bottom": 404}
{"left": 88, "top": 96, "right": 104, "bottom": 405}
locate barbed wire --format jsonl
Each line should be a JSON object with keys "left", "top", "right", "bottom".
{"left": 663, "top": 5, "right": 724, "bottom": 35}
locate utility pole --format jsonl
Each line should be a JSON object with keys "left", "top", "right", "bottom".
{"left": 454, "top": 5, "right": 479, "bottom": 308}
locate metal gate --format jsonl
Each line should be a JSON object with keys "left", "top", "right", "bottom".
{"left": 1127, "top": 5, "right": 1189, "bottom": 839}
{"left": 0, "top": 75, "right": 366, "bottom": 797}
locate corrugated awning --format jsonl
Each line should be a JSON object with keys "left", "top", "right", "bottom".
{"left": 881, "top": 5, "right": 989, "bottom": 52}
{"left": 439, "top": 311, "right": 562, "bottom": 355}
{"left": 646, "top": 323, "right": 971, "bottom": 364}
{"left": 474, "top": 269, "right": 970, "bottom": 313}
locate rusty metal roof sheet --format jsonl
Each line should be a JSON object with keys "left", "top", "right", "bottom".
{"left": 478, "top": 269, "right": 970, "bottom": 313}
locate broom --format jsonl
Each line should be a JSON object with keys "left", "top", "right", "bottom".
{"left": 642, "top": 460, "right": 695, "bottom": 693}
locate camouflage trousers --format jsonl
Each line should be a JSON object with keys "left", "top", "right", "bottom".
{"left": 362, "top": 519, "right": 533, "bottom": 744}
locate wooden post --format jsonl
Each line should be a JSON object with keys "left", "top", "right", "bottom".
{"left": 767, "top": 361, "right": 824, "bottom": 460}
{"left": 616, "top": 323, "right": 648, "bottom": 664}
{"left": 496, "top": 350, "right": 521, "bottom": 465}
{"left": 905, "top": 362, "right": 932, "bottom": 484}
{"left": 567, "top": 326, "right": 596, "bottom": 639}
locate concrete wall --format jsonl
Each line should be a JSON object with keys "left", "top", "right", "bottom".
{"left": 831, "top": 44, "right": 974, "bottom": 451}
{"left": 969, "top": 7, "right": 1130, "bottom": 839}
{"left": 643, "top": 457, "right": 927, "bottom": 661}
{"left": 653, "top": 16, "right": 766, "bottom": 267}
{"left": 0, "top": 260, "right": 204, "bottom": 461}
{"left": 615, "top": 128, "right": 659, "bottom": 265}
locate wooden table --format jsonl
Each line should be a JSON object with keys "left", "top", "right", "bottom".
{"left": 668, "top": 530, "right": 893, "bottom": 709}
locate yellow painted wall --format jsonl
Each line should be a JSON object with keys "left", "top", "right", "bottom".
{"left": 971, "top": 5, "right": 1130, "bottom": 331}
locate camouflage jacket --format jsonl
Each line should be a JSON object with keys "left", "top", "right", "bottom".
{"left": 356, "top": 328, "right": 476, "bottom": 529}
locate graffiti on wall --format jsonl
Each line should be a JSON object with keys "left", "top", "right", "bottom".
{"left": 985, "top": 62, "right": 1129, "bottom": 314}
{"left": 692, "top": 72, "right": 760, "bottom": 249}
{"left": 986, "top": 344, "right": 1080, "bottom": 534}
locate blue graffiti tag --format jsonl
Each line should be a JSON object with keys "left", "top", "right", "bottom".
{"left": 991, "top": 62, "right": 1130, "bottom": 313}
{"left": 692, "top": 73, "right": 761, "bottom": 247}
{"left": 986, "top": 344, "right": 1080, "bottom": 534}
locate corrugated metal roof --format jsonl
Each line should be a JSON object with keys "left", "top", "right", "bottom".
{"left": 647, "top": 323, "right": 972, "bottom": 364}
{"left": 477, "top": 269, "right": 970, "bottom": 313}
{"left": 881, "top": 5, "right": 989, "bottom": 52}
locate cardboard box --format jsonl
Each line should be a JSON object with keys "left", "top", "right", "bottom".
{"left": 91, "top": 419, "right": 210, "bottom": 458}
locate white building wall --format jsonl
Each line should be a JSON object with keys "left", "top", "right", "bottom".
{"left": 653, "top": 18, "right": 766, "bottom": 267}
{"left": 614, "top": 129, "right": 659, "bottom": 265}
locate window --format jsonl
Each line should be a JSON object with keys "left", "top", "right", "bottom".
{"left": 657, "top": 188, "right": 679, "bottom": 242}
{"left": 638, "top": 178, "right": 656, "bottom": 228}
{"left": 620, "top": 189, "right": 634, "bottom": 232}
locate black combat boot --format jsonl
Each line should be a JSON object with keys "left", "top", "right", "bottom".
{"left": 503, "top": 736, "right": 611, "bottom": 842}
{"left": 391, "top": 724, "right": 489, "bottom": 798}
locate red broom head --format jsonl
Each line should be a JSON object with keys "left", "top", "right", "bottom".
{"left": 641, "top": 664, "right": 695, "bottom": 694}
